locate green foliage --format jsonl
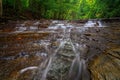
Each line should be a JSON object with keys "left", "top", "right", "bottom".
{"left": 2, "top": 0, "right": 120, "bottom": 19}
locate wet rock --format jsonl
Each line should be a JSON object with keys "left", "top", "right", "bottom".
{"left": 24, "top": 21, "right": 34, "bottom": 26}
{"left": 69, "top": 19, "right": 87, "bottom": 23}
{"left": 84, "top": 33, "right": 92, "bottom": 36}
{"left": 0, "top": 19, "right": 120, "bottom": 80}
{"left": 38, "top": 24, "right": 48, "bottom": 28}
{"left": 47, "top": 58, "right": 71, "bottom": 80}
{"left": 89, "top": 48, "right": 120, "bottom": 80}
{"left": 42, "top": 41, "right": 76, "bottom": 80}
{"left": 69, "top": 59, "right": 90, "bottom": 80}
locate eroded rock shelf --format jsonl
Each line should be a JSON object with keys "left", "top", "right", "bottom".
{"left": 0, "top": 19, "right": 120, "bottom": 80}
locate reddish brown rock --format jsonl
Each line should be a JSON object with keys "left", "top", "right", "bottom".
{"left": 89, "top": 48, "right": 120, "bottom": 80}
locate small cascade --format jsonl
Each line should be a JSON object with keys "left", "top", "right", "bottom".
{"left": 98, "top": 20, "right": 102, "bottom": 27}
{"left": 40, "top": 40, "right": 66, "bottom": 80}
{"left": 69, "top": 53, "right": 81, "bottom": 80}
{"left": 1, "top": 19, "right": 120, "bottom": 80}
{"left": 69, "top": 39, "right": 90, "bottom": 80}
{"left": 34, "top": 23, "right": 67, "bottom": 80}
{"left": 69, "top": 59, "right": 90, "bottom": 80}
{"left": 20, "top": 66, "right": 38, "bottom": 74}
{"left": 41, "top": 57, "right": 52, "bottom": 80}
{"left": 33, "top": 21, "right": 91, "bottom": 80}
{"left": 84, "top": 20, "right": 104, "bottom": 27}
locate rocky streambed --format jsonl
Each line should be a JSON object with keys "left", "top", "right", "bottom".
{"left": 0, "top": 19, "right": 120, "bottom": 80}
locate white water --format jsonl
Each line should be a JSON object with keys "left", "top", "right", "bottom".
{"left": 20, "top": 66, "right": 38, "bottom": 74}
{"left": 67, "top": 20, "right": 106, "bottom": 80}
{"left": 66, "top": 28, "right": 82, "bottom": 80}
{"left": 34, "top": 22, "right": 67, "bottom": 80}
{"left": 31, "top": 20, "right": 104, "bottom": 80}
{"left": 2, "top": 20, "right": 106, "bottom": 80}
{"left": 84, "top": 20, "right": 103, "bottom": 27}
{"left": 40, "top": 39, "right": 67, "bottom": 80}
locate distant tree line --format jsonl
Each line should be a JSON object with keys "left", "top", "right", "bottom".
{"left": 1, "top": 0, "right": 120, "bottom": 19}
{"left": 0, "top": 0, "right": 2, "bottom": 16}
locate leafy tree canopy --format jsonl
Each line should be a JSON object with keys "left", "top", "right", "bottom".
{"left": 2, "top": 0, "right": 120, "bottom": 19}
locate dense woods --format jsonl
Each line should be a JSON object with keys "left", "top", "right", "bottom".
{"left": 1, "top": 0, "right": 120, "bottom": 19}
{"left": 0, "top": 0, "right": 2, "bottom": 17}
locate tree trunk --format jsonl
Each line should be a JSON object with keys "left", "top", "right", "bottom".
{"left": 0, "top": 0, "right": 2, "bottom": 17}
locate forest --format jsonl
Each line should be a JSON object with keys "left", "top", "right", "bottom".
{"left": 0, "top": 0, "right": 120, "bottom": 20}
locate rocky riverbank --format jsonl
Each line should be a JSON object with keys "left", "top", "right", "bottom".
{"left": 0, "top": 19, "right": 120, "bottom": 80}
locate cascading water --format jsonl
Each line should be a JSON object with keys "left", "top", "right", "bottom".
{"left": 84, "top": 20, "right": 103, "bottom": 27}
{"left": 34, "top": 21, "right": 102, "bottom": 80}
{"left": 10, "top": 20, "right": 105, "bottom": 80}
{"left": 68, "top": 38, "right": 90, "bottom": 80}
{"left": 34, "top": 23, "right": 67, "bottom": 80}
{"left": 2, "top": 19, "right": 118, "bottom": 80}
{"left": 40, "top": 39, "right": 67, "bottom": 80}
{"left": 32, "top": 20, "right": 91, "bottom": 80}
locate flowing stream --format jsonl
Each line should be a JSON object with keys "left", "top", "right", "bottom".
{"left": 33, "top": 20, "right": 96, "bottom": 80}
{"left": 0, "top": 19, "right": 109, "bottom": 80}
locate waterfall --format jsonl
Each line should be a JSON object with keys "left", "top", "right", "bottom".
{"left": 84, "top": 20, "right": 104, "bottom": 27}
{"left": 33, "top": 20, "right": 91, "bottom": 80}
